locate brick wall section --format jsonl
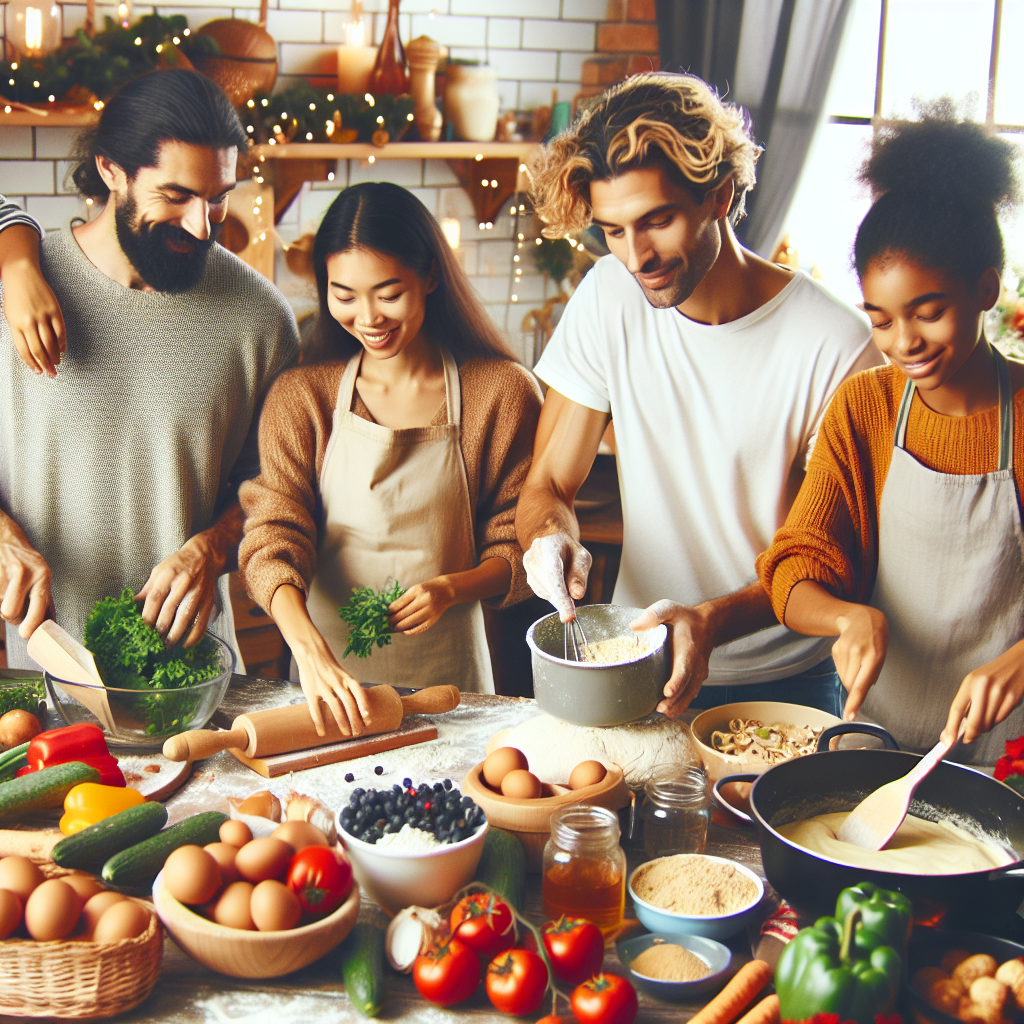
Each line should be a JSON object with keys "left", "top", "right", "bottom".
{"left": 578, "top": 0, "right": 659, "bottom": 100}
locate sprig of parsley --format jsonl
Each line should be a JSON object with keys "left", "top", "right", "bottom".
{"left": 338, "top": 582, "right": 405, "bottom": 658}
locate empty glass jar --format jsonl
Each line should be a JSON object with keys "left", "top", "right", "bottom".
{"left": 640, "top": 766, "right": 711, "bottom": 859}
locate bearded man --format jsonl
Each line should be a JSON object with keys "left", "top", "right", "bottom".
{"left": 0, "top": 69, "right": 297, "bottom": 667}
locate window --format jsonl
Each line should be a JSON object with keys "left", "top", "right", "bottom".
{"left": 781, "top": 0, "right": 1024, "bottom": 306}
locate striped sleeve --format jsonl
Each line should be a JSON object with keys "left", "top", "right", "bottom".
{"left": 0, "top": 195, "right": 43, "bottom": 237}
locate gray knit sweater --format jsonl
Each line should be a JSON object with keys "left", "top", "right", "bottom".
{"left": 0, "top": 228, "right": 298, "bottom": 667}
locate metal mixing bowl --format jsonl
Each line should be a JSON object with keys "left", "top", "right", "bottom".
{"left": 526, "top": 604, "right": 669, "bottom": 727}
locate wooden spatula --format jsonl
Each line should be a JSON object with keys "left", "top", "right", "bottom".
{"left": 837, "top": 719, "right": 967, "bottom": 850}
{"left": 26, "top": 620, "right": 117, "bottom": 733}
{"left": 162, "top": 684, "right": 460, "bottom": 762}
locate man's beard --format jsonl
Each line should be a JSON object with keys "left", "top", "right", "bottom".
{"left": 633, "top": 224, "right": 721, "bottom": 310}
{"left": 114, "top": 190, "right": 217, "bottom": 293}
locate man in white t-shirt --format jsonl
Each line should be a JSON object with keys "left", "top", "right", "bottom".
{"left": 516, "top": 72, "right": 880, "bottom": 716}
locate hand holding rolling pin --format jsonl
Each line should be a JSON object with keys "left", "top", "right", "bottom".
{"left": 943, "top": 640, "right": 1024, "bottom": 746}
{"left": 523, "top": 532, "right": 592, "bottom": 623}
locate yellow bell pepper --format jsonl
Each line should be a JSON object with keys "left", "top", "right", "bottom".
{"left": 59, "top": 783, "right": 145, "bottom": 836}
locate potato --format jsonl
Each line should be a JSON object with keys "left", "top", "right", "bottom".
{"left": 995, "top": 960, "right": 1024, "bottom": 1010}
{"left": 943, "top": 950, "right": 975, "bottom": 974}
{"left": 930, "top": 978, "right": 967, "bottom": 1014}
{"left": 954, "top": 955, "right": 999, "bottom": 988}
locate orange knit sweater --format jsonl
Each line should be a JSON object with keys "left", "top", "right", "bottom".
{"left": 756, "top": 363, "right": 1024, "bottom": 622}
{"left": 238, "top": 357, "right": 543, "bottom": 613}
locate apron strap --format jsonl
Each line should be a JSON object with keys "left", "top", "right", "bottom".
{"left": 338, "top": 352, "right": 362, "bottom": 416}
{"left": 441, "top": 349, "right": 462, "bottom": 427}
{"left": 893, "top": 346, "right": 1015, "bottom": 471}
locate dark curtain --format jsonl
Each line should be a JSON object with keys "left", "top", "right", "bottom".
{"left": 655, "top": 0, "right": 854, "bottom": 255}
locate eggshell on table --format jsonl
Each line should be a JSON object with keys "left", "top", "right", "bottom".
{"left": 0, "top": 856, "right": 43, "bottom": 900}
{"left": 93, "top": 900, "right": 151, "bottom": 943}
{"left": 81, "top": 891, "right": 127, "bottom": 936}
{"left": 501, "top": 768, "right": 542, "bottom": 799}
{"left": 219, "top": 819, "right": 253, "bottom": 847}
{"left": 24, "top": 878, "right": 81, "bottom": 941}
{"left": 204, "top": 842, "right": 242, "bottom": 886}
{"left": 271, "top": 820, "right": 328, "bottom": 852}
{"left": 237, "top": 790, "right": 281, "bottom": 821}
{"left": 235, "top": 837, "right": 293, "bottom": 884}
{"left": 62, "top": 872, "right": 104, "bottom": 905}
{"left": 483, "top": 747, "right": 529, "bottom": 789}
{"left": 163, "top": 846, "right": 222, "bottom": 905}
{"left": 250, "top": 879, "right": 301, "bottom": 932}
{"left": 568, "top": 760, "right": 607, "bottom": 790}
{"left": 212, "top": 880, "right": 256, "bottom": 930}
{"left": 0, "top": 888, "right": 21, "bottom": 939}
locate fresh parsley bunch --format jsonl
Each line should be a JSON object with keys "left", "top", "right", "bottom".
{"left": 338, "top": 582, "right": 405, "bottom": 658}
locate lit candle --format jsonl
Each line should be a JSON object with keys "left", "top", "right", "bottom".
{"left": 336, "top": 1, "right": 377, "bottom": 96}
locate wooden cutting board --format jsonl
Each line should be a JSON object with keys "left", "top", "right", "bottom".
{"left": 228, "top": 718, "right": 439, "bottom": 778}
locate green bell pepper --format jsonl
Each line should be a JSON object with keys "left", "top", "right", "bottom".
{"left": 776, "top": 908, "right": 902, "bottom": 1024}
{"left": 835, "top": 882, "right": 912, "bottom": 954}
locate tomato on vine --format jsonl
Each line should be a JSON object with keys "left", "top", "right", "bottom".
{"left": 541, "top": 916, "right": 605, "bottom": 985}
{"left": 571, "top": 973, "right": 638, "bottom": 1024}
{"left": 450, "top": 892, "right": 516, "bottom": 960}
{"left": 485, "top": 948, "right": 549, "bottom": 1016}
{"left": 412, "top": 937, "right": 480, "bottom": 1006}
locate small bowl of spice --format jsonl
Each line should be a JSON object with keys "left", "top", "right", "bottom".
{"left": 616, "top": 932, "right": 732, "bottom": 1001}
{"left": 628, "top": 854, "right": 764, "bottom": 940}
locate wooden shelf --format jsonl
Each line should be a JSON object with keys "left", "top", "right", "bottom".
{"left": 0, "top": 106, "right": 98, "bottom": 126}
{"left": 253, "top": 140, "right": 540, "bottom": 161}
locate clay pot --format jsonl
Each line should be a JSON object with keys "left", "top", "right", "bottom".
{"left": 195, "top": 19, "right": 278, "bottom": 107}
{"left": 443, "top": 63, "right": 499, "bottom": 143}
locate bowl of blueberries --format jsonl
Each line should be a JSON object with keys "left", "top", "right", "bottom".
{"left": 336, "top": 777, "right": 488, "bottom": 914}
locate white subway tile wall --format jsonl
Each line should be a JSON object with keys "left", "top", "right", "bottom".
{"left": 1, "top": 0, "right": 602, "bottom": 362}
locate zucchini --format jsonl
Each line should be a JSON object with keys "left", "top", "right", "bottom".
{"left": 101, "top": 810, "right": 227, "bottom": 887}
{"left": 52, "top": 800, "right": 168, "bottom": 870}
{"left": 473, "top": 827, "right": 527, "bottom": 912}
{"left": 339, "top": 922, "right": 386, "bottom": 1017}
{"left": 0, "top": 761, "right": 100, "bottom": 821}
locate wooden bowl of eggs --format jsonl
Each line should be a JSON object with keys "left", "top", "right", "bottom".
{"left": 152, "top": 817, "right": 360, "bottom": 978}
{"left": 462, "top": 746, "right": 630, "bottom": 871}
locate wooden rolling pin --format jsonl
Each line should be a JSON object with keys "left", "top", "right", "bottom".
{"left": 162, "top": 684, "right": 460, "bottom": 762}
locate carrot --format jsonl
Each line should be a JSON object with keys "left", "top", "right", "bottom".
{"left": 735, "top": 994, "right": 780, "bottom": 1024}
{"left": 689, "top": 960, "right": 774, "bottom": 1024}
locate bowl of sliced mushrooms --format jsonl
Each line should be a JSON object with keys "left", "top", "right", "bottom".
{"left": 689, "top": 701, "right": 841, "bottom": 783}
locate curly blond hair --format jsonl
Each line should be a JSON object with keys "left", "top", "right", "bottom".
{"left": 531, "top": 73, "right": 760, "bottom": 237}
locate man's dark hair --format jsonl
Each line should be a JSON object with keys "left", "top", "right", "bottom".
{"left": 70, "top": 69, "right": 248, "bottom": 200}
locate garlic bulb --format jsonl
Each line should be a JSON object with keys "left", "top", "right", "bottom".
{"left": 385, "top": 907, "right": 445, "bottom": 973}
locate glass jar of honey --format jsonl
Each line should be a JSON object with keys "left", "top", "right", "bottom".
{"left": 541, "top": 805, "right": 626, "bottom": 936}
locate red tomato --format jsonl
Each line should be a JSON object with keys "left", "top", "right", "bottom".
{"left": 413, "top": 937, "right": 481, "bottom": 1006}
{"left": 450, "top": 893, "right": 516, "bottom": 960}
{"left": 541, "top": 915, "right": 605, "bottom": 986}
{"left": 571, "top": 973, "right": 638, "bottom": 1024}
{"left": 485, "top": 948, "right": 549, "bottom": 1016}
{"left": 285, "top": 846, "right": 353, "bottom": 917}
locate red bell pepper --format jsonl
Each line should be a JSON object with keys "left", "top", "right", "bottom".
{"left": 17, "top": 724, "right": 124, "bottom": 787}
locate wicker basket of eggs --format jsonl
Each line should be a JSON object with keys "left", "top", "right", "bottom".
{"left": 462, "top": 746, "right": 630, "bottom": 871}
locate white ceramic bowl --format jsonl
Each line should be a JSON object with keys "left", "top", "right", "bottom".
{"left": 628, "top": 854, "right": 765, "bottom": 941}
{"left": 335, "top": 814, "right": 488, "bottom": 916}
{"left": 689, "top": 701, "right": 841, "bottom": 783}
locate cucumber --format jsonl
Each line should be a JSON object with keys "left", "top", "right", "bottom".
{"left": 473, "top": 827, "right": 527, "bottom": 912}
{"left": 339, "top": 922, "right": 386, "bottom": 1018}
{"left": 101, "top": 810, "right": 227, "bottom": 887}
{"left": 0, "top": 761, "right": 100, "bottom": 821}
{"left": 52, "top": 800, "right": 168, "bottom": 870}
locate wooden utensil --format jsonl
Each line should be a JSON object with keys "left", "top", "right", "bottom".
{"left": 837, "top": 719, "right": 967, "bottom": 850}
{"left": 26, "top": 620, "right": 116, "bottom": 732}
{"left": 162, "top": 684, "right": 460, "bottom": 762}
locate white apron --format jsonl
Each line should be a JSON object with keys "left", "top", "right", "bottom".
{"left": 302, "top": 350, "right": 494, "bottom": 693}
{"left": 862, "top": 348, "right": 1024, "bottom": 765}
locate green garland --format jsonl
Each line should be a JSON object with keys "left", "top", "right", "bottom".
{"left": 0, "top": 15, "right": 216, "bottom": 105}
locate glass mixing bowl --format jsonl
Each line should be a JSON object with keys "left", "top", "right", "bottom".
{"left": 45, "top": 632, "right": 235, "bottom": 751}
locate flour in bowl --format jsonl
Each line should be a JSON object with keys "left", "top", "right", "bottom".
{"left": 375, "top": 824, "right": 441, "bottom": 852}
{"left": 581, "top": 635, "right": 651, "bottom": 665}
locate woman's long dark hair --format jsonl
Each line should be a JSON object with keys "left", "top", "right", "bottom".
{"left": 311, "top": 182, "right": 514, "bottom": 363}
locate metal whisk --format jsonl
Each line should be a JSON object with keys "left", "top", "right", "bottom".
{"left": 563, "top": 600, "right": 590, "bottom": 661}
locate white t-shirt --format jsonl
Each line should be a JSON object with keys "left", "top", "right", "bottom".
{"left": 534, "top": 255, "right": 879, "bottom": 684}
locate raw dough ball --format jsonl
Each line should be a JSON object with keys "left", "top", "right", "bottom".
{"left": 568, "top": 760, "right": 607, "bottom": 789}
{"left": 483, "top": 747, "right": 528, "bottom": 789}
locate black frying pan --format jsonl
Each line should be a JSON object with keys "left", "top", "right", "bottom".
{"left": 715, "top": 724, "right": 1024, "bottom": 930}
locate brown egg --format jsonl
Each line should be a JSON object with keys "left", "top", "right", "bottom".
{"left": 0, "top": 855, "right": 43, "bottom": 900}
{"left": 81, "top": 891, "right": 127, "bottom": 937}
{"left": 24, "top": 878, "right": 81, "bottom": 940}
{"left": 237, "top": 790, "right": 281, "bottom": 821}
{"left": 62, "top": 872, "right": 104, "bottom": 905}
{"left": 483, "top": 747, "right": 529, "bottom": 789}
{"left": 212, "top": 880, "right": 256, "bottom": 930}
{"left": 219, "top": 819, "right": 253, "bottom": 847}
{"left": 93, "top": 900, "right": 151, "bottom": 943}
{"left": 250, "top": 879, "right": 302, "bottom": 932}
{"left": 501, "top": 768, "right": 542, "bottom": 799}
{"left": 271, "top": 820, "right": 328, "bottom": 852}
{"left": 163, "top": 845, "right": 222, "bottom": 905}
{"left": 0, "top": 888, "right": 21, "bottom": 939}
{"left": 204, "top": 843, "right": 242, "bottom": 886}
{"left": 235, "top": 837, "right": 293, "bottom": 884}
{"left": 568, "top": 760, "right": 607, "bottom": 790}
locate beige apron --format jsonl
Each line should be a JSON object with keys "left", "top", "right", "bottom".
{"left": 303, "top": 350, "right": 494, "bottom": 693}
{"left": 862, "top": 348, "right": 1024, "bottom": 765}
